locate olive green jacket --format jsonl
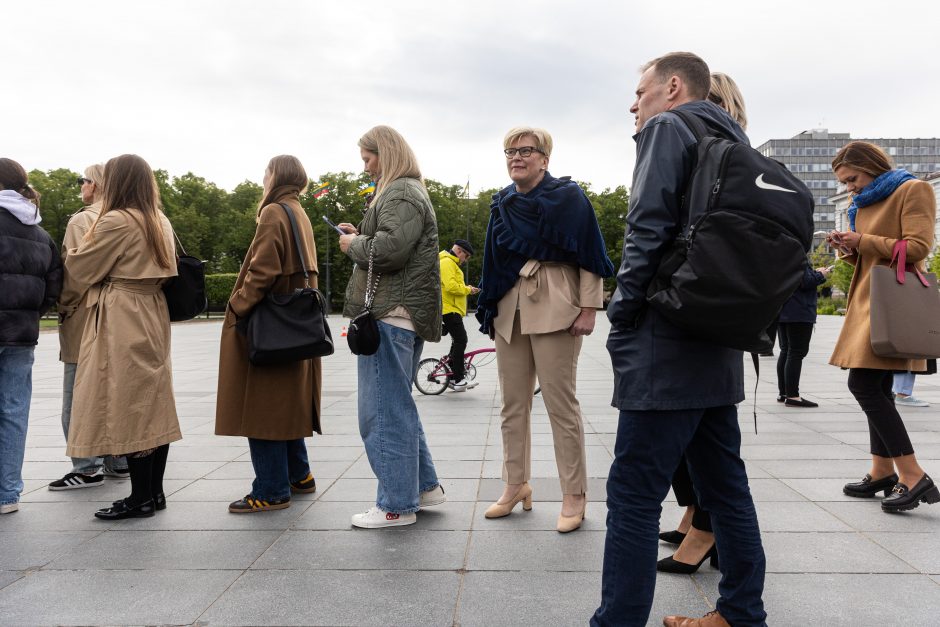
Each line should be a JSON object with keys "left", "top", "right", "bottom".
{"left": 343, "top": 177, "right": 442, "bottom": 342}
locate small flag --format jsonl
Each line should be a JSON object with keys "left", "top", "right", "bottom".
{"left": 462, "top": 179, "right": 470, "bottom": 197}
{"left": 312, "top": 182, "right": 331, "bottom": 198}
{"left": 358, "top": 182, "right": 376, "bottom": 196}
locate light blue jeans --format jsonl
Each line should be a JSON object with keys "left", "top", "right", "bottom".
{"left": 0, "top": 346, "right": 35, "bottom": 506}
{"left": 61, "top": 363, "right": 127, "bottom": 474}
{"left": 358, "top": 321, "right": 440, "bottom": 513}
{"left": 892, "top": 371, "right": 916, "bottom": 397}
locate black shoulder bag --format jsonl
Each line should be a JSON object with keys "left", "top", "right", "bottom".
{"left": 163, "top": 232, "right": 207, "bottom": 322}
{"left": 246, "top": 203, "right": 334, "bottom": 365}
{"left": 346, "top": 240, "right": 381, "bottom": 355}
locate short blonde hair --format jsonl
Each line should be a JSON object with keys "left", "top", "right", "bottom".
{"left": 83, "top": 163, "right": 106, "bottom": 202}
{"left": 503, "top": 127, "right": 553, "bottom": 158}
{"left": 358, "top": 125, "right": 423, "bottom": 203}
{"left": 708, "top": 73, "right": 747, "bottom": 131}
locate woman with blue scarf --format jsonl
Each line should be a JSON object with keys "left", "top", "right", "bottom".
{"left": 828, "top": 141, "right": 939, "bottom": 513}
{"left": 477, "top": 127, "right": 614, "bottom": 532}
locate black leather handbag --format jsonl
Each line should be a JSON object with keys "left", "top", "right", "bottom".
{"left": 246, "top": 203, "right": 334, "bottom": 365}
{"left": 347, "top": 240, "right": 381, "bottom": 356}
{"left": 163, "top": 232, "right": 207, "bottom": 322}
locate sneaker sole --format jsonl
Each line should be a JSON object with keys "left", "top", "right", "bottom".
{"left": 48, "top": 480, "right": 105, "bottom": 491}
{"left": 228, "top": 502, "right": 291, "bottom": 513}
{"left": 0, "top": 505, "right": 18, "bottom": 514}
{"left": 290, "top": 485, "right": 317, "bottom": 494}
{"left": 351, "top": 517, "right": 416, "bottom": 529}
{"left": 419, "top": 496, "right": 447, "bottom": 508}
{"left": 103, "top": 473, "right": 130, "bottom": 479}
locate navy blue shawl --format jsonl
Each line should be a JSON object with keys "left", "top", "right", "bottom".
{"left": 476, "top": 173, "right": 615, "bottom": 333}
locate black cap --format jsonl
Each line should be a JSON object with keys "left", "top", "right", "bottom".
{"left": 453, "top": 239, "right": 474, "bottom": 256}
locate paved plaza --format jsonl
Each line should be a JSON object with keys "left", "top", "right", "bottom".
{"left": 1, "top": 315, "right": 939, "bottom": 626}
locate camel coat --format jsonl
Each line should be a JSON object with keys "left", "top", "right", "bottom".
{"left": 829, "top": 179, "right": 936, "bottom": 371}
{"left": 214, "top": 193, "right": 323, "bottom": 440}
{"left": 58, "top": 202, "right": 100, "bottom": 363}
{"left": 60, "top": 209, "right": 181, "bottom": 457}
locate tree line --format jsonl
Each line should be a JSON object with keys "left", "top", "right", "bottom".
{"left": 29, "top": 168, "right": 630, "bottom": 311}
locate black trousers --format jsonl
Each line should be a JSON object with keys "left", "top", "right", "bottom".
{"left": 776, "top": 322, "right": 814, "bottom": 397}
{"left": 442, "top": 312, "right": 468, "bottom": 383}
{"left": 671, "top": 455, "right": 712, "bottom": 532}
{"left": 847, "top": 368, "right": 915, "bottom": 458}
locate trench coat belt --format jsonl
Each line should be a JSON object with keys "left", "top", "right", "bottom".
{"left": 520, "top": 261, "right": 576, "bottom": 299}
{"left": 85, "top": 279, "right": 163, "bottom": 308}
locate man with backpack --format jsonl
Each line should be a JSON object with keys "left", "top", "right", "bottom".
{"left": 592, "top": 52, "right": 768, "bottom": 627}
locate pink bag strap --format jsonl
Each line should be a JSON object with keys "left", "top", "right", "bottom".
{"left": 889, "top": 240, "right": 930, "bottom": 287}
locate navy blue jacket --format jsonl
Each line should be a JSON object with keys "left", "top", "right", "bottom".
{"left": 606, "top": 101, "right": 748, "bottom": 411}
{"left": 779, "top": 265, "right": 826, "bottom": 324}
{"left": 0, "top": 208, "right": 62, "bottom": 346}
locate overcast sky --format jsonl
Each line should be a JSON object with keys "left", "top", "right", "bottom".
{"left": 5, "top": 1, "right": 938, "bottom": 195}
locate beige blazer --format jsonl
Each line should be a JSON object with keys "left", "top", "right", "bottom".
{"left": 494, "top": 260, "right": 603, "bottom": 343}
{"left": 60, "top": 208, "right": 181, "bottom": 457}
{"left": 58, "top": 202, "right": 100, "bottom": 363}
{"left": 830, "top": 179, "right": 936, "bottom": 371}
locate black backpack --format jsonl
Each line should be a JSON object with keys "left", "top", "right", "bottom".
{"left": 646, "top": 110, "right": 814, "bottom": 353}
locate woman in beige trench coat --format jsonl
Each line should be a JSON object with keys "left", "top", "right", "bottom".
{"left": 59, "top": 154, "right": 181, "bottom": 520}
{"left": 828, "top": 141, "right": 939, "bottom": 513}
{"left": 215, "top": 155, "right": 322, "bottom": 514}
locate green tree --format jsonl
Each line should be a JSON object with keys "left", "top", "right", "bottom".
{"left": 829, "top": 258, "right": 855, "bottom": 295}
{"left": 28, "top": 168, "right": 83, "bottom": 247}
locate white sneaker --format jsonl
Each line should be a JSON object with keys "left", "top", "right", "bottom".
{"left": 0, "top": 502, "right": 19, "bottom": 514}
{"left": 449, "top": 381, "right": 467, "bottom": 392}
{"left": 465, "top": 380, "right": 479, "bottom": 389}
{"left": 419, "top": 485, "right": 447, "bottom": 508}
{"left": 895, "top": 395, "right": 930, "bottom": 407}
{"left": 351, "top": 506, "right": 416, "bottom": 528}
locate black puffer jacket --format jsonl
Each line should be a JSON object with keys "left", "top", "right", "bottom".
{"left": 0, "top": 208, "right": 62, "bottom": 345}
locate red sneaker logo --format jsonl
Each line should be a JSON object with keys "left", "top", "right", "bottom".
{"left": 386, "top": 513, "right": 400, "bottom": 521}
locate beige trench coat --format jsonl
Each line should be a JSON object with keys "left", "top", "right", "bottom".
{"left": 214, "top": 194, "right": 323, "bottom": 440}
{"left": 60, "top": 208, "right": 181, "bottom": 457}
{"left": 829, "top": 179, "right": 936, "bottom": 371}
{"left": 58, "top": 202, "right": 100, "bottom": 363}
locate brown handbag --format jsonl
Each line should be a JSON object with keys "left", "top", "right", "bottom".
{"left": 869, "top": 240, "right": 940, "bottom": 359}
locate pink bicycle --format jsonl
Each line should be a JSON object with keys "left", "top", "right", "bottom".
{"left": 414, "top": 347, "right": 496, "bottom": 395}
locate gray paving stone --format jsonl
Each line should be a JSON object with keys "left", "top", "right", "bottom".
{"left": 747, "top": 478, "right": 807, "bottom": 501}
{"left": 48, "top": 530, "right": 281, "bottom": 570}
{"left": 467, "top": 530, "right": 605, "bottom": 571}
{"left": 251, "top": 530, "right": 469, "bottom": 570}
{"left": 752, "top": 501, "right": 853, "bottom": 532}
{"left": 779, "top": 477, "right": 884, "bottom": 502}
{"left": 19, "top": 478, "right": 191, "bottom": 502}
{"left": 201, "top": 570, "right": 460, "bottom": 626}
{"left": 868, "top": 532, "right": 940, "bottom": 574}
{"left": 818, "top": 501, "right": 940, "bottom": 532}
{"left": 0, "top": 502, "right": 120, "bottom": 531}
{"left": 0, "top": 531, "right": 100, "bottom": 570}
{"left": 478, "top": 477, "right": 609, "bottom": 502}
{"left": 761, "top": 532, "right": 916, "bottom": 573}
{"left": 293, "top": 500, "right": 476, "bottom": 530}
{"left": 318, "top": 477, "right": 480, "bottom": 502}
{"left": 0, "top": 571, "right": 22, "bottom": 591}
{"left": 0, "top": 569, "right": 240, "bottom": 626}
{"left": 470, "top": 500, "right": 607, "bottom": 531}
{"left": 168, "top": 478, "right": 331, "bottom": 502}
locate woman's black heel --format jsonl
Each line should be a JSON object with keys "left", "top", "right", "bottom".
{"left": 656, "top": 545, "right": 718, "bottom": 574}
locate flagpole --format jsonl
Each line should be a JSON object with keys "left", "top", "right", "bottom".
{"left": 464, "top": 177, "right": 471, "bottom": 285}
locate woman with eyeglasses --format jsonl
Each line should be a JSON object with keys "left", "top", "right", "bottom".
{"left": 59, "top": 154, "right": 181, "bottom": 520}
{"left": 476, "top": 127, "right": 614, "bottom": 533}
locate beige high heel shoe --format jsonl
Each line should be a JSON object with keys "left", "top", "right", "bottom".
{"left": 557, "top": 500, "right": 586, "bottom": 533}
{"left": 484, "top": 483, "right": 533, "bottom": 519}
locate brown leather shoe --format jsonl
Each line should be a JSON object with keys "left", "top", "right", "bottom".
{"left": 662, "top": 609, "right": 730, "bottom": 627}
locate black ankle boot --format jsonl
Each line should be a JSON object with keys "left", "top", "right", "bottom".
{"left": 882, "top": 474, "right": 940, "bottom": 513}
{"left": 843, "top": 473, "right": 899, "bottom": 498}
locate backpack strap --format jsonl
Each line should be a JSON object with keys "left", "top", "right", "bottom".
{"left": 669, "top": 108, "right": 711, "bottom": 142}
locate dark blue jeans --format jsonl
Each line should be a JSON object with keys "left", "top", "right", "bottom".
{"left": 247, "top": 438, "right": 311, "bottom": 501}
{"left": 592, "top": 405, "right": 766, "bottom": 627}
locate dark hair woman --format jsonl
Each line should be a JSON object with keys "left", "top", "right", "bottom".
{"left": 828, "top": 140, "right": 939, "bottom": 512}
{"left": 215, "top": 155, "right": 322, "bottom": 513}
{"left": 58, "top": 154, "right": 180, "bottom": 520}
{"left": 0, "top": 158, "right": 62, "bottom": 514}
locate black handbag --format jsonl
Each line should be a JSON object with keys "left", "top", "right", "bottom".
{"left": 163, "top": 232, "right": 207, "bottom": 322}
{"left": 347, "top": 240, "right": 381, "bottom": 356}
{"left": 246, "top": 203, "right": 334, "bottom": 365}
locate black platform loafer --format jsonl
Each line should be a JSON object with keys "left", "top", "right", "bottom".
{"left": 843, "top": 473, "right": 899, "bottom": 498}
{"left": 658, "top": 529, "right": 687, "bottom": 546}
{"left": 784, "top": 397, "right": 818, "bottom": 408}
{"left": 882, "top": 474, "right": 940, "bottom": 513}
{"left": 95, "top": 498, "right": 155, "bottom": 520}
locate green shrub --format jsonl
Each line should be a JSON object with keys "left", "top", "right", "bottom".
{"left": 817, "top": 296, "right": 846, "bottom": 316}
{"left": 205, "top": 273, "right": 238, "bottom": 310}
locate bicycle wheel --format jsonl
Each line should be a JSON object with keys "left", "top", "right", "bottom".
{"left": 414, "top": 358, "right": 449, "bottom": 395}
{"left": 464, "top": 362, "right": 478, "bottom": 381}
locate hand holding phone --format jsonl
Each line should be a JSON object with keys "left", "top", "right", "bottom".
{"left": 322, "top": 215, "right": 344, "bottom": 235}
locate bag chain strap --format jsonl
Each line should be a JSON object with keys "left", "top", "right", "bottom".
{"left": 363, "top": 239, "right": 381, "bottom": 310}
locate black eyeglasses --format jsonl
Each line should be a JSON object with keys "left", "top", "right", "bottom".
{"left": 77, "top": 177, "right": 93, "bottom": 185}
{"left": 503, "top": 146, "right": 545, "bottom": 158}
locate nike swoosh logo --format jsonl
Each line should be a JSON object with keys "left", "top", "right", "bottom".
{"left": 755, "top": 173, "right": 797, "bottom": 193}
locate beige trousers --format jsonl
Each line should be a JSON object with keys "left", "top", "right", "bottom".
{"left": 495, "top": 312, "right": 587, "bottom": 495}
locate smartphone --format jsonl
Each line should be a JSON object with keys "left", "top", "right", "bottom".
{"left": 322, "top": 215, "right": 344, "bottom": 235}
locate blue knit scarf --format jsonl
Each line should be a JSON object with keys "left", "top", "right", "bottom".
{"left": 475, "top": 172, "right": 614, "bottom": 334}
{"left": 847, "top": 169, "right": 915, "bottom": 231}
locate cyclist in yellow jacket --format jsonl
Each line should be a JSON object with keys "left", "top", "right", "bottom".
{"left": 440, "top": 239, "right": 480, "bottom": 391}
